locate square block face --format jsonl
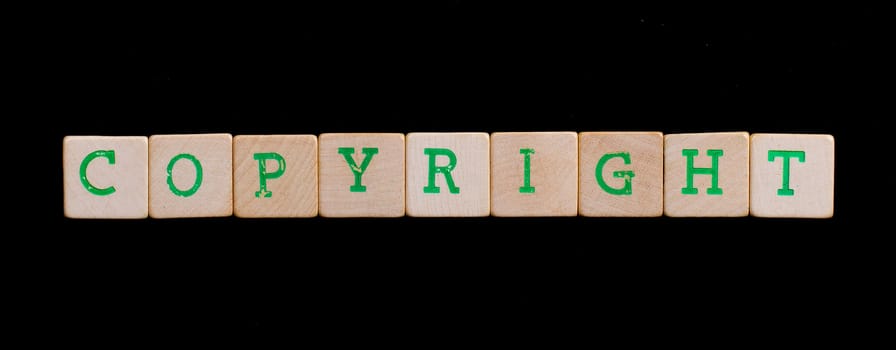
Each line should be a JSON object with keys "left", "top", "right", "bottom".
{"left": 149, "top": 134, "right": 233, "bottom": 218}
{"left": 579, "top": 132, "right": 663, "bottom": 217}
{"left": 233, "top": 135, "right": 318, "bottom": 218}
{"left": 63, "top": 136, "right": 148, "bottom": 218}
{"left": 318, "top": 133, "right": 404, "bottom": 218}
{"left": 490, "top": 132, "right": 577, "bottom": 217}
{"left": 664, "top": 132, "right": 750, "bottom": 217}
{"left": 406, "top": 133, "right": 490, "bottom": 217}
{"left": 750, "top": 134, "right": 834, "bottom": 218}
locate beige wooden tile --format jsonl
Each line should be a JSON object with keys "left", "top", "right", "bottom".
{"left": 149, "top": 134, "right": 233, "bottom": 218}
{"left": 490, "top": 132, "right": 577, "bottom": 217}
{"left": 579, "top": 132, "right": 663, "bottom": 217}
{"left": 664, "top": 132, "right": 749, "bottom": 217}
{"left": 406, "top": 132, "right": 490, "bottom": 217}
{"left": 750, "top": 134, "right": 834, "bottom": 218}
{"left": 233, "top": 135, "right": 318, "bottom": 218}
{"left": 63, "top": 136, "right": 148, "bottom": 219}
{"left": 318, "top": 133, "right": 404, "bottom": 217}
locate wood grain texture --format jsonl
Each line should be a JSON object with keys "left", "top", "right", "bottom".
{"left": 664, "top": 132, "right": 749, "bottom": 217}
{"left": 319, "top": 133, "right": 404, "bottom": 217}
{"left": 63, "top": 136, "right": 148, "bottom": 218}
{"left": 406, "top": 132, "right": 490, "bottom": 217}
{"left": 490, "top": 132, "right": 577, "bottom": 217}
{"left": 579, "top": 132, "right": 663, "bottom": 217}
{"left": 149, "top": 134, "right": 233, "bottom": 218}
{"left": 750, "top": 133, "right": 834, "bottom": 218}
{"left": 233, "top": 135, "right": 318, "bottom": 218}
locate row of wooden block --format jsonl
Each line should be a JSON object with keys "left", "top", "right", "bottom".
{"left": 63, "top": 132, "right": 834, "bottom": 219}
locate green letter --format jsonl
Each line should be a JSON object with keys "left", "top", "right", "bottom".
{"left": 423, "top": 148, "right": 459, "bottom": 194}
{"left": 166, "top": 153, "right": 203, "bottom": 197}
{"left": 253, "top": 152, "right": 286, "bottom": 198}
{"left": 79, "top": 150, "right": 116, "bottom": 196}
{"left": 768, "top": 150, "right": 805, "bottom": 196}
{"left": 595, "top": 152, "right": 635, "bottom": 195}
{"left": 681, "top": 149, "right": 723, "bottom": 195}
{"left": 338, "top": 147, "right": 379, "bottom": 193}
{"left": 519, "top": 148, "right": 535, "bottom": 193}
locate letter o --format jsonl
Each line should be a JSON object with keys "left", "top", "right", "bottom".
{"left": 166, "top": 153, "right": 203, "bottom": 197}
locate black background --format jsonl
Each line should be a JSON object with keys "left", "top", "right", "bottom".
{"left": 42, "top": 3, "right": 879, "bottom": 335}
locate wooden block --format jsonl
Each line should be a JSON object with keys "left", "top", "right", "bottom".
{"left": 406, "top": 132, "right": 490, "bottom": 217}
{"left": 318, "top": 133, "right": 404, "bottom": 217}
{"left": 63, "top": 136, "right": 148, "bottom": 218}
{"left": 664, "top": 132, "right": 749, "bottom": 217}
{"left": 579, "top": 132, "right": 663, "bottom": 217}
{"left": 233, "top": 135, "right": 318, "bottom": 218}
{"left": 490, "top": 132, "right": 577, "bottom": 217}
{"left": 149, "top": 134, "right": 233, "bottom": 218}
{"left": 750, "top": 134, "right": 834, "bottom": 218}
